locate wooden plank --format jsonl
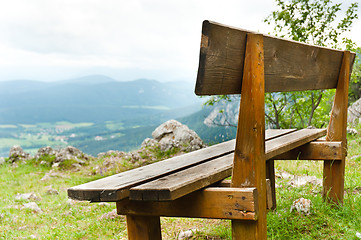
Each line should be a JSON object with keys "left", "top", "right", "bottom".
{"left": 130, "top": 154, "right": 233, "bottom": 201}
{"left": 195, "top": 20, "right": 356, "bottom": 95}
{"left": 230, "top": 33, "right": 267, "bottom": 239}
{"left": 323, "top": 51, "right": 350, "bottom": 205}
{"left": 118, "top": 187, "right": 258, "bottom": 220}
{"left": 67, "top": 129, "right": 295, "bottom": 202}
{"left": 213, "top": 179, "right": 273, "bottom": 210}
{"left": 126, "top": 215, "right": 161, "bottom": 240}
{"left": 265, "top": 128, "right": 327, "bottom": 160}
{"left": 130, "top": 129, "right": 326, "bottom": 201}
{"left": 272, "top": 141, "right": 342, "bottom": 160}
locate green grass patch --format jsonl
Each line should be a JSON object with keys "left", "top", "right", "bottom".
{"left": 1, "top": 130, "right": 361, "bottom": 239}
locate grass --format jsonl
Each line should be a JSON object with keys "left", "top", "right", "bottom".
{"left": 1, "top": 126, "right": 361, "bottom": 239}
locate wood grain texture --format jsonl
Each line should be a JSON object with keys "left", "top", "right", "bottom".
{"left": 118, "top": 187, "right": 258, "bottom": 220}
{"left": 323, "top": 51, "right": 350, "bottom": 204}
{"left": 265, "top": 128, "right": 327, "bottom": 160}
{"left": 129, "top": 129, "right": 325, "bottom": 202}
{"left": 230, "top": 33, "right": 267, "bottom": 240}
{"left": 272, "top": 141, "right": 342, "bottom": 160}
{"left": 126, "top": 215, "right": 161, "bottom": 240}
{"left": 67, "top": 129, "right": 295, "bottom": 202}
{"left": 266, "top": 160, "right": 276, "bottom": 210}
{"left": 195, "top": 20, "right": 356, "bottom": 95}
{"left": 130, "top": 154, "right": 233, "bottom": 201}
{"left": 213, "top": 179, "right": 273, "bottom": 210}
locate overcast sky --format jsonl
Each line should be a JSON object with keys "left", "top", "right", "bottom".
{"left": 0, "top": 0, "right": 360, "bottom": 82}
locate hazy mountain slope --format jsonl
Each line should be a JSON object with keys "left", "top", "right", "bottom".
{"left": 0, "top": 76, "right": 200, "bottom": 124}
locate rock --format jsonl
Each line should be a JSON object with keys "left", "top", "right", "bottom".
{"left": 15, "top": 193, "right": 41, "bottom": 201}
{"left": 54, "top": 146, "right": 88, "bottom": 164}
{"left": 98, "top": 209, "right": 118, "bottom": 220}
{"left": 276, "top": 171, "right": 321, "bottom": 188}
{"left": 22, "top": 202, "right": 42, "bottom": 213}
{"left": 141, "top": 138, "right": 159, "bottom": 148}
{"left": 41, "top": 171, "right": 69, "bottom": 181}
{"left": 348, "top": 98, "right": 361, "bottom": 124}
{"left": 8, "top": 146, "right": 31, "bottom": 163}
{"left": 18, "top": 225, "right": 27, "bottom": 230}
{"left": 0, "top": 157, "right": 5, "bottom": 165}
{"left": 290, "top": 198, "right": 312, "bottom": 215}
{"left": 46, "top": 186, "right": 59, "bottom": 195}
{"left": 178, "top": 229, "right": 198, "bottom": 239}
{"left": 35, "top": 146, "right": 56, "bottom": 159}
{"left": 97, "top": 202, "right": 111, "bottom": 207}
{"left": 152, "top": 120, "right": 206, "bottom": 151}
{"left": 288, "top": 175, "right": 322, "bottom": 188}
{"left": 347, "top": 127, "right": 358, "bottom": 135}
{"left": 97, "top": 150, "right": 125, "bottom": 158}
{"left": 203, "top": 99, "right": 239, "bottom": 127}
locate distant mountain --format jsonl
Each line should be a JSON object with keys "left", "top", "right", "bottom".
{"left": 57, "top": 74, "right": 117, "bottom": 85}
{"left": 0, "top": 75, "right": 201, "bottom": 124}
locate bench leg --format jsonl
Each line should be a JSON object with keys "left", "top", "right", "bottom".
{"left": 232, "top": 219, "right": 267, "bottom": 240}
{"left": 323, "top": 159, "right": 345, "bottom": 204}
{"left": 322, "top": 51, "right": 350, "bottom": 205}
{"left": 126, "top": 215, "right": 162, "bottom": 240}
{"left": 266, "top": 160, "right": 276, "bottom": 210}
{"left": 231, "top": 33, "right": 267, "bottom": 240}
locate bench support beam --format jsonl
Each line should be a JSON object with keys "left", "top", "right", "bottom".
{"left": 126, "top": 215, "right": 161, "bottom": 240}
{"left": 323, "top": 51, "right": 350, "bottom": 205}
{"left": 118, "top": 187, "right": 259, "bottom": 220}
{"left": 231, "top": 33, "right": 267, "bottom": 239}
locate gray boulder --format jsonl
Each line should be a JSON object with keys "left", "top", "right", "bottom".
{"left": 152, "top": 120, "right": 206, "bottom": 152}
{"left": 35, "top": 146, "right": 56, "bottom": 159}
{"left": 348, "top": 98, "right": 361, "bottom": 125}
{"left": 9, "top": 146, "right": 31, "bottom": 163}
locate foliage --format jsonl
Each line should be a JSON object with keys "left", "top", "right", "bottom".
{"left": 263, "top": 0, "right": 359, "bottom": 129}
{"left": 264, "top": 0, "right": 358, "bottom": 48}
{"left": 349, "top": 48, "right": 361, "bottom": 103}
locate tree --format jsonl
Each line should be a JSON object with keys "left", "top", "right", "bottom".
{"left": 204, "top": 0, "right": 359, "bottom": 129}
{"left": 263, "top": 0, "right": 358, "bottom": 129}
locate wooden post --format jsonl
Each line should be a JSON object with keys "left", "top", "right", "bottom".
{"left": 323, "top": 51, "right": 350, "bottom": 205}
{"left": 126, "top": 215, "right": 162, "bottom": 240}
{"left": 266, "top": 160, "right": 276, "bottom": 210}
{"left": 231, "top": 33, "right": 267, "bottom": 239}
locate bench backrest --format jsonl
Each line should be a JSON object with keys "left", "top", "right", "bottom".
{"left": 195, "top": 20, "right": 356, "bottom": 95}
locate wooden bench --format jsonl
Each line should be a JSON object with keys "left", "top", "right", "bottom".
{"left": 68, "top": 20, "right": 356, "bottom": 239}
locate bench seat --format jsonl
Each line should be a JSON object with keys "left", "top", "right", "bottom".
{"left": 68, "top": 128, "right": 328, "bottom": 202}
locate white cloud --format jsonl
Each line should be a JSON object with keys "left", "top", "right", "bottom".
{"left": 0, "top": 0, "right": 359, "bottom": 82}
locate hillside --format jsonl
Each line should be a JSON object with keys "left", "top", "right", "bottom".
{"left": 0, "top": 75, "right": 201, "bottom": 124}
{"left": 0, "top": 75, "right": 239, "bottom": 157}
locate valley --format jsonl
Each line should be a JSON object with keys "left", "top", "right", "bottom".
{"left": 0, "top": 75, "right": 238, "bottom": 157}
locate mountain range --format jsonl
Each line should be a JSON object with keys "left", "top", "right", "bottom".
{"left": 0, "top": 75, "right": 202, "bottom": 124}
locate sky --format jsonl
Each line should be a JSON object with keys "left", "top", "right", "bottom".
{"left": 0, "top": 0, "right": 360, "bottom": 83}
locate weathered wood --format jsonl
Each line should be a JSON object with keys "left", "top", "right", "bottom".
{"left": 67, "top": 129, "right": 295, "bottom": 202}
{"left": 323, "top": 51, "right": 350, "bottom": 204}
{"left": 265, "top": 128, "right": 327, "bottom": 160}
{"left": 130, "top": 129, "right": 326, "bottom": 201}
{"left": 213, "top": 179, "right": 273, "bottom": 210}
{"left": 195, "top": 20, "right": 356, "bottom": 95}
{"left": 231, "top": 33, "right": 267, "bottom": 240}
{"left": 130, "top": 154, "right": 233, "bottom": 201}
{"left": 118, "top": 187, "right": 258, "bottom": 220}
{"left": 126, "top": 215, "right": 161, "bottom": 240}
{"left": 272, "top": 141, "right": 342, "bottom": 160}
{"left": 266, "top": 159, "right": 276, "bottom": 210}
